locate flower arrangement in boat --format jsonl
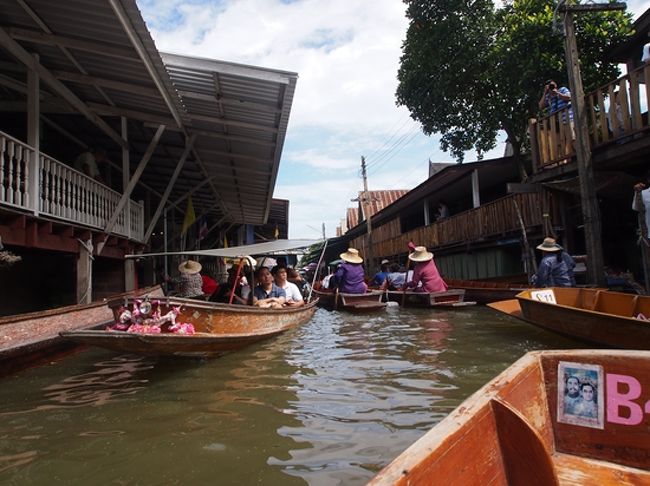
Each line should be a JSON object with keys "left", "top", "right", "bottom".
{"left": 108, "top": 299, "right": 195, "bottom": 335}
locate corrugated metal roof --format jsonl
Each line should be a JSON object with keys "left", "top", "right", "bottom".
{"left": 0, "top": 0, "right": 297, "bottom": 231}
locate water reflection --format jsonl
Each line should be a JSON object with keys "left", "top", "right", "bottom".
{"left": 0, "top": 306, "right": 581, "bottom": 485}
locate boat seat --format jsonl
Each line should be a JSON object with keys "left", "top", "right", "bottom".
{"left": 553, "top": 452, "right": 650, "bottom": 485}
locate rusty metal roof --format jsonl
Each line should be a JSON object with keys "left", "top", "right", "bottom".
{"left": 359, "top": 189, "right": 409, "bottom": 220}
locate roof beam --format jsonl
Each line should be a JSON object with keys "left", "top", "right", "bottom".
{"left": 177, "top": 89, "right": 282, "bottom": 114}
{"left": 188, "top": 112, "right": 279, "bottom": 133}
{"left": 199, "top": 148, "right": 272, "bottom": 164}
{"left": 142, "top": 122, "right": 275, "bottom": 147}
{"left": 98, "top": 124, "right": 166, "bottom": 254}
{"left": 0, "top": 27, "right": 126, "bottom": 149}
{"left": 53, "top": 70, "right": 160, "bottom": 98}
{"left": 108, "top": 0, "right": 184, "bottom": 129}
{"left": 6, "top": 27, "right": 140, "bottom": 61}
{"left": 87, "top": 102, "right": 176, "bottom": 126}
{"left": 144, "top": 134, "right": 195, "bottom": 242}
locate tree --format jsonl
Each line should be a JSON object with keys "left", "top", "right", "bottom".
{"left": 396, "top": 0, "right": 633, "bottom": 168}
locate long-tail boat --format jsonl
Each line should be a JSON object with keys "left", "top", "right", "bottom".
{"left": 61, "top": 239, "right": 322, "bottom": 357}
{"left": 61, "top": 297, "right": 318, "bottom": 357}
{"left": 444, "top": 278, "right": 531, "bottom": 304}
{"left": 488, "top": 287, "right": 650, "bottom": 349}
{"left": 0, "top": 285, "right": 164, "bottom": 374}
{"left": 385, "top": 289, "right": 476, "bottom": 308}
{"left": 369, "top": 349, "right": 650, "bottom": 485}
{"left": 311, "top": 287, "right": 386, "bottom": 312}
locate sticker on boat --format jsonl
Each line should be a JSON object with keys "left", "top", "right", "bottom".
{"left": 531, "top": 289, "right": 556, "bottom": 304}
{"left": 557, "top": 361, "right": 604, "bottom": 429}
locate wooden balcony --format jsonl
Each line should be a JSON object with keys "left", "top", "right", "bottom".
{"left": 0, "top": 131, "right": 144, "bottom": 242}
{"left": 352, "top": 192, "right": 544, "bottom": 258}
{"left": 530, "top": 63, "right": 650, "bottom": 171}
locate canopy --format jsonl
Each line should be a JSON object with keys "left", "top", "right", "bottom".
{"left": 127, "top": 239, "right": 323, "bottom": 259}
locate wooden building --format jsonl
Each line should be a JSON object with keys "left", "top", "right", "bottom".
{"left": 0, "top": 0, "right": 296, "bottom": 315}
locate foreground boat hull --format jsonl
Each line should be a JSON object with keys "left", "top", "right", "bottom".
{"left": 61, "top": 298, "right": 318, "bottom": 357}
{"left": 370, "top": 350, "right": 650, "bottom": 485}
{"left": 489, "top": 288, "right": 650, "bottom": 349}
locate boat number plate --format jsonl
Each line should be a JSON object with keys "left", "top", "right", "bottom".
{"left": 531, "top": 289, "right": 556, "bottom": 304}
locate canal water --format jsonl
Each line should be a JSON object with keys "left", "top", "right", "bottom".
{"left": 0, "top": 306, "right": 583, "bottom": 485}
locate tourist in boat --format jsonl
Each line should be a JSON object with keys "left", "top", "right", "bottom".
{"left": 386, "top": 263, "right": 406, "bottom": 290}
{"left": 253, "top": 267, "right": 286, "bottom": 308}
{"left": 372, "top": 259, "right": 391, "bottom": 287}
{"left": 175, "top": 260, "right": 205, "bottom": 299}
{"left": 532, "top": 237, "right": 572, "bottom": 288}
{"left": 404, "top": 246, "right": 448, "bottom": 293}
{"left": 573, "top": 382, "right": 598, "bottom": 418}
{"left": 287, "top": 268, "right": 311, "bottom": 298}
{"left": 210, "top": 266, "right": 250, "bottom": 304}
{"left": 331, "top": 248, "right": 368, "bottom": 294}
{"left": 273, "top": 267, "right": 305, "bottom": 306}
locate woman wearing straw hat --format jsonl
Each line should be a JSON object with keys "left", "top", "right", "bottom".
{"left": 175, "top": 260, "right": 205, "bottom": 298}
{"left": 404, "top": 246, "right": 448, "bottom": 293}
{"left": 331, "top": 248, "right": 368, "bottom": 294}
{"left": 531, "top": 238, "right": 572, "bottom": 288}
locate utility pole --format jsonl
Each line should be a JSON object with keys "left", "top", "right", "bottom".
{"left": 361, "top": 156, "right": 373, "bottom": 269}
{"left": 559, "top": 1, "right": 624, "bottom": 287}
{"left": 321, "top": 222, "right": 326, "bottom": 240}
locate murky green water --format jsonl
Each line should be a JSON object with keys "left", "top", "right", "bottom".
{"left": 0, "top": 306, "right": 582, "bottom": 485}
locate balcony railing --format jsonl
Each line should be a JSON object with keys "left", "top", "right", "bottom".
{"left": 0, "top": 131, "right": 144, "bottom": 242}
{"left": 351, "top": 192, "right": 544, "bottom": 258}
{"left": 530, "top": 63, "right": 650, "bottom": 171}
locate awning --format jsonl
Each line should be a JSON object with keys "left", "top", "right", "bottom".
{"left": 127, "top": 238, "right": 322, "bottom": 259}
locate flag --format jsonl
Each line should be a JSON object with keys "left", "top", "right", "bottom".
{"left": 181, "top": 196, "right": 196, "bottom": 235}
{"left": 198, "top": 216, "right": 208, "bottom": 241}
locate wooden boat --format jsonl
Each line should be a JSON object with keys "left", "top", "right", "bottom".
{"left": 386, "top": 289, "right": 476, "bottom": 308}
{"left": 311, "top": 288, "right": 386, "bottom": 312}
{"left": 61, "top": 297, "right": 318, "bottom": 357}
{"left": 444, "top": 278, "right": 531, "bottom": 304}
{"left": 0, "top": 285, "right": 164, "bottom": 374}
{"left": 369, "top": 349, "right": 650, "bottom": 485}
{"left": 488, "top": 287, "right": 650, "bottom": 349}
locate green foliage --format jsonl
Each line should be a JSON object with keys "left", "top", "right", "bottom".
{"left": 397, "top": 0, "right": 633, "bottom": 163}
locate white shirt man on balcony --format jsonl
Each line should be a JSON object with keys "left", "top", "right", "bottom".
{"left": 74, "top": 148, "right": 106, "bottom": 183}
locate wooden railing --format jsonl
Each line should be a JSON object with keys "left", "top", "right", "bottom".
{"left": 0, "top": 131, "right": 145, "bottom": 242}
{"left": 530, "top": 63, "right": 650, "bottom": 171}
{"left": 351, "top": 192, "right": 543, "bottom": 257}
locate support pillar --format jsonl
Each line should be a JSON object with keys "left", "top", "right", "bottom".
{"left": 124, "top": 259, "right": 135, "bottom": 292}
{"left": 27, "top": 54, "right": 40, "bottom": 215}
{"left": 76, "top": 239, "right": 93, "bottom": 304}
{"left": 424, "top": 200, "right": 430, "bottom": 226}
{"left": 472, "top": 169, "right": 481, "bottom": 208}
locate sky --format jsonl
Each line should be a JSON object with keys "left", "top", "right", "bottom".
{"left": 138, "top": 0, "right": 649, "bottom": 239}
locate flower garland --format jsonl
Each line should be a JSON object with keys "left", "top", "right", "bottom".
{"left": 108, "top": 299, "right": 195, "bottom": 335}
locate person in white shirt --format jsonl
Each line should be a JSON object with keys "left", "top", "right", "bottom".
{"left": 633, "top": 171, "right": 650, "bottom": 239}
{"left": 273, "top": 267, "right": 305, "bottom": 306}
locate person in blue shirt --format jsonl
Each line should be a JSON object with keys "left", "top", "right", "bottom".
{"left": 372, "top": 259, "right": 390, "bottom": 287}
{"left": 253, "top": 267, "right": 286, "bottom": 308}
{"left": 539, "top": 79, "right": 574, "bottom": 163}
{"left": 531, "top": 237, "right": 573, "bottom": 288}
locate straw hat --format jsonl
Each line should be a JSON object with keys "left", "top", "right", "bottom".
{"left": 178, "top": 260, "right": 202, "bottom": 274}
{"left": 340, "top": 248, "right": 363, "bottom": 264}
{"left": 408, "top": 246, "right": 433, "bottom": 262}
{"left": 536, "top": 237, "right": 562, "bottom": 252}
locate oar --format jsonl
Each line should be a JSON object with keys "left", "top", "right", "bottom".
{"left": 308, "top": 239, "right": 328, "bottom": 302}
{"left": 228, "top": 258, "right": 245, "bottom": 305}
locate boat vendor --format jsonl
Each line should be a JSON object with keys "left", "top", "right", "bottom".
{"left": 174, "top": 260, "right": 205, "bottom": 299}
{"left": 531, "top": 237, "right": 573, "bottom": 288}
{"left": 404, "top": 246, "right": 448, "bottom": 293}
{"left": 253, "top": 267, "right": 286, "bottom": 308}
{"left": 331, "top": 248, "right": 368, "bottom": 294}
{"left": 273, "top": 267, "right": 305, "bottom": 306}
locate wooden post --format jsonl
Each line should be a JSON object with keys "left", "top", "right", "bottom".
{"left": 124, "top": 259, "right": 135, "bottom": 292}
{"left": 471, "top": 169, "right": 480, "bottom": 208}
{"left": 562, "top": 6, "right": 607, "bottom": 287}
{"left": 361, "top": 156, "right": 373, "bottom": 269}
{"left": 27, "top": 54, "right": 40, "bottom": 215}
{"left": 77, "top": 238, "right": 93, "bottom": 304}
